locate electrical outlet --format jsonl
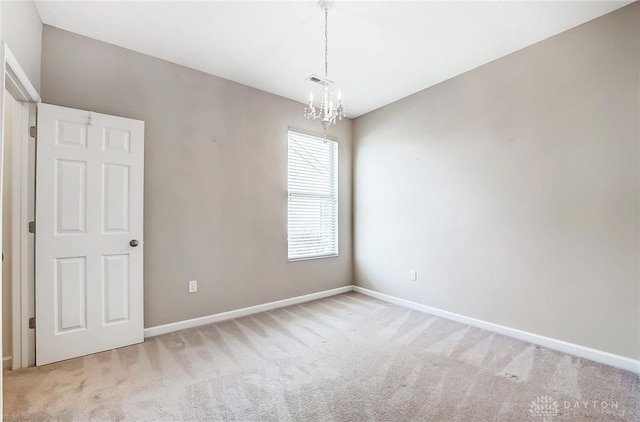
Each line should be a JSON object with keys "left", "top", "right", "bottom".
{"left": 410, "top": 270, "right": 417, "bottom": 281}
{"left": 188, "top": 280, "right": 197, "bottom": 293}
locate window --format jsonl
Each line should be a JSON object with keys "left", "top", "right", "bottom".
{"left": 287, "top": 129, "right": 338, "bottom": 261}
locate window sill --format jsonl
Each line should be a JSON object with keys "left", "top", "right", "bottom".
{"left": 288, "top": 254, "right": 339, "bottom": 263}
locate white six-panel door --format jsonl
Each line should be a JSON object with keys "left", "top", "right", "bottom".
{"left": 36, "top": 103, "right": 144, "bottom": 365}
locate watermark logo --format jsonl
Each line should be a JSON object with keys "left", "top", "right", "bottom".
{"left": 529, "top": 395, "right": 560, "bottom": 421}
{"left": 528, "top": 395, "right": 633, "bottom": 420}
{"left": 562, "top": 399, "right": 626, "bottom": 419}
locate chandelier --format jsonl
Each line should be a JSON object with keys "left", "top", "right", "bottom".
{"left": 304, "top": 0, "right": 346, "bottom": 140}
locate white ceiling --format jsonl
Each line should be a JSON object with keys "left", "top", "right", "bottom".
{"left": 35, "top": 1, "right": 629, "bottom": 117}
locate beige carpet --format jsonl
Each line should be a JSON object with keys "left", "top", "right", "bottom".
{"left": 4, "top": 292, "right": 639, "bottom": 421}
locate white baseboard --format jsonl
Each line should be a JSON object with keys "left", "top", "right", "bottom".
{"left": 142, "top": 283, "right": 639, "bottom": 375}
{"left": 3, "top": 356, "right": 12, "bottom": 370}
{"left": 354, "top": 286, "right": 640, "bottom": 375}
{"left": 144, "top": 285, "right": 354, "bottom": 338}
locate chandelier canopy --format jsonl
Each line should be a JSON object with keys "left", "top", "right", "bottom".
{"left": 304, "top": 0, "right": 346, "bottom": 139}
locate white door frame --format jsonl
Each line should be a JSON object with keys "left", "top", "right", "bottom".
{"left": 10, "top": 100, "right": 36, "bottom": 370}
{"left": 1, "top": 42, "right": 40, "bottom": 371}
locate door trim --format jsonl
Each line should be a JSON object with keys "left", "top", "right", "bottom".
{"left": 3, "top": 42, "right": 41, "bottom": 104}
{"left": 1, "top": 42, "right": 41, "bottom": 371}
{"left": 10, "top": 100, "right": 36, "bottom": 370}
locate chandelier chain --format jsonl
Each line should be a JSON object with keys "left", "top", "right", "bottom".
{"left": 324, "top": 7, "right": 328, "bottom": 83}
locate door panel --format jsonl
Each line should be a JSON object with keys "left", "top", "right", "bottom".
{"left": 56, "top": 160, "right": 86, "bottom": 234}
{"left": 103, "top": 127, "right": 131, "bottom": 153}
{"left": 103, "top": 164, "right": 130, "bottom": 233}
{"left": 36, "top": 103, "right": 144, "bottom": 365}
{"left": 55, "top": 257, "right": 86, "bottom": 333}
{"left": 103, "top": 254, "right": 130, "bottom": 324}
{"left": 56, "top": 120, "right": 87, "bottom": 149}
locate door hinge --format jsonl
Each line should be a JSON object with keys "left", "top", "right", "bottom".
{"left": 28, "top": 317, "right": 35, "bottom": 330}
{"left": 28, "top": 221, "right": 35, "bottom": 233}
{"left": 29, "top": 126, "right": 37, "bottom": 139}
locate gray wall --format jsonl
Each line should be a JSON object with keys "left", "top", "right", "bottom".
{"left": 41, "top": 26, "right": 353, "bottom": 328}
{"left": 353, "top": 3, "right": 639, "bottom": 360}
{"left": 1, "top": 0, "right": 42, "bottom": 91}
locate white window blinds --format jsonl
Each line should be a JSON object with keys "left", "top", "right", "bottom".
{"left": 288, "top": 130, "right": 338, "bottom": 261}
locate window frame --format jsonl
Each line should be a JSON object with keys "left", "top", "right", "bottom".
{"left": 287, "top": 128, "right": 339, "bottom": 262}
